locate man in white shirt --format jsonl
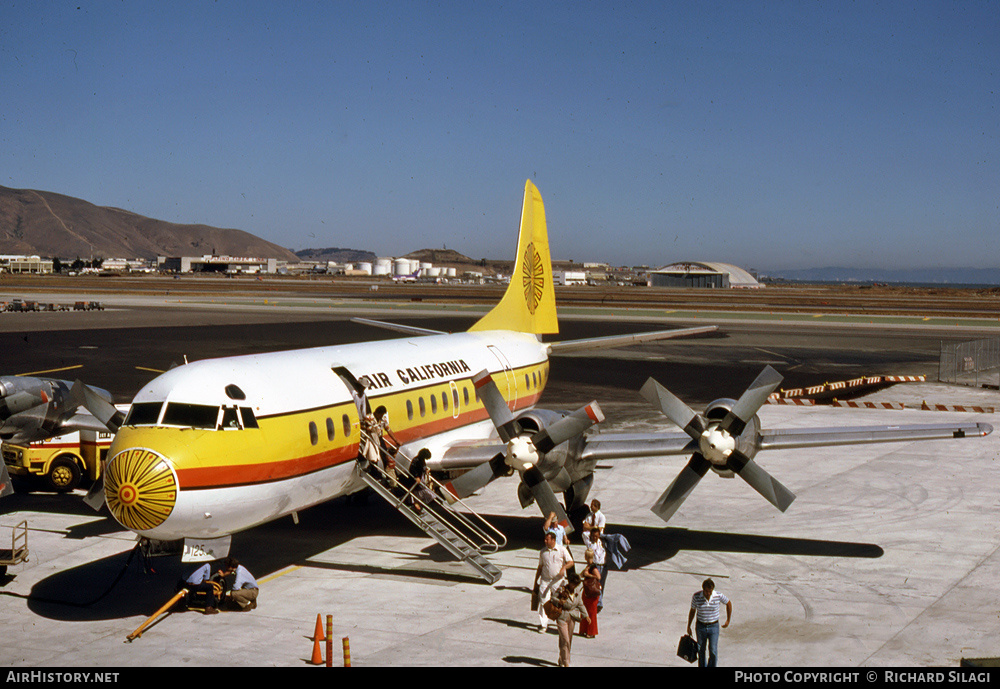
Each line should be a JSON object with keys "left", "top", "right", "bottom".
{"left": 534, "top": 532, "right": 573, "bottom": 633}
{"left": 686, "top": 578, "right": 732, "bottom": 667}
{"left": 582, "top": 499, "right": 606, "bottom": 535}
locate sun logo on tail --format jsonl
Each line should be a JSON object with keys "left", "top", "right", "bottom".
{"left": 521, "top": 242, "right": 545, "bottom": 314}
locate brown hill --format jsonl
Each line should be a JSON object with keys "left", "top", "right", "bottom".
{"left": 0, "top": 186, "right": 298, "bottom": 261}
{"left": 403, "top": 248, "right": 484, "bottom": 268}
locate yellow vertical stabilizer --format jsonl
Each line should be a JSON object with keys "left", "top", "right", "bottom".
{"left": 469, "top": 180, "right": 559, "bottom": 335}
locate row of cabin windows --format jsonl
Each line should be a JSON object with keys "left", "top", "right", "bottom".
{"left": 397, "top": 370, "right": 545, "bottom": 423}
{"left": 405, "top": 385, "right": 471, "bottom": 421}
{"left": 309, "top": 414, "right": 353, "bottom": 446}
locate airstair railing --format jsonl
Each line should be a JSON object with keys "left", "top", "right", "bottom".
{"left": 362, "top": 444, "right": 507, "bottom": 555}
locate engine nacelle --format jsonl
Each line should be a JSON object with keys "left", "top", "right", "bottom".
{"left": 511, "top": 408, "right": 596, "bottom": 511}
{"left": 703, "top": 397, "right": 762, "bottom": 477}
{"left": 0, "top": 376, "right": 108, "bottom": 445}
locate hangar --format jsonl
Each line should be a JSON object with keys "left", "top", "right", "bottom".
{"left": 649, "top": 261, "right": 761, "bottom": 288}
{"left": 157, "top": 255, "right": 278, "bottom": 274}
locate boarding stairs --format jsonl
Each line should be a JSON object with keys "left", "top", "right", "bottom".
{"left": 357, "top": 449, "right": 506, "bottom": 584}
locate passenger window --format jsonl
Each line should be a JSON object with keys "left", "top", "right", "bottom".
{"left": 441, "top": 391, "right": 448, "bottom": 411}
{"left": 326, "top": 417, "right": 335, "bottom": 441}
{"left": 453, "top": 388, "right": 460, "bottom": 408}
{"left": 463, "top": 387, "right": 470, "bottom": 406}
{"left": 342, "top": 414, "right": 351, "bottom": 437}
{"left": 419, "top": 397, "right": 426, "bottom": 417}
{"left": 309, "top": 421, "right": 318, "bottom": 446}
{"left": 406, "top": 400, "right": 414, "bottom": 421}
{"left": 431, "top": 395, "right": 437, "bottom": 414}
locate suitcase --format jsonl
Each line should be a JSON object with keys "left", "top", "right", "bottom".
{"left": 677, "top": 634, "right": 698, "bottom": 663}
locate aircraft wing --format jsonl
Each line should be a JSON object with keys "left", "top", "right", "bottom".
{"left": 578, "top": 432, "right": 696, "bottom": 459}
{"left": 758, "top": 422, "right": 994, "bottom": 450}
{"left": 579, "top": 421, "right": 993, "bottom": 460}
{"left": 433, "top": 440, "right": 506, "bottom": 470}
{"left": 429, "top": 421, "right": 993, "bottom": 470}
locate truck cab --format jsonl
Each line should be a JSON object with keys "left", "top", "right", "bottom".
{"left": 2, "top": 429, "right": 113, "bottom": 492}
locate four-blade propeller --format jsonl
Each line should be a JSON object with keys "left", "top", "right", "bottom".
{"left": 640, "top": 365, "right": 795, "bottom": 523}
{"left": 446, "top": 369, "right": 604, "bottom": 532}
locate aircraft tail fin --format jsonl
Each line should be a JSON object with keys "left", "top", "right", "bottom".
{"left": 469, "top": 180, "right": 559, "bottom": 335}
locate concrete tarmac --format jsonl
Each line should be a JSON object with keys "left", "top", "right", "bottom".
{"left": 1, "top": 296, "right": 999, "bottom": 668}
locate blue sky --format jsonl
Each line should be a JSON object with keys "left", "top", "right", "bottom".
{"left": 2, "top": 1, "right": 996, "bottom": 270}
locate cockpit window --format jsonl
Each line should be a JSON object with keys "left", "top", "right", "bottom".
{"left": 125, "top": 402, "right": 163, "bottom": 426}
{"left": 161, "top": 403, "right": 220, "bottom": 429}
{"left": 220, "top": 406, "right": 241, "bottom": 430}
{"left": 240, "top": 407, "right": 259, "bottom": 429}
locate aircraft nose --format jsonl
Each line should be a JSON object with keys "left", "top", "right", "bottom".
{"left": 104, "top": 448, "right": 179, "bottom": 533}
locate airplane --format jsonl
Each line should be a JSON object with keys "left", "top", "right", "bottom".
{"left": 4, "top": 181, "right": 992, "bottom": 572}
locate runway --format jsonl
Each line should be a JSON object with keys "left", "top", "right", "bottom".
{"left": 0, "top": 294, "right": 998, "bottom": 668}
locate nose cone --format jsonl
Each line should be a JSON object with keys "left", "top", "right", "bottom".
{"left": 105, "top": 448, "right": 179, "bottom": 533}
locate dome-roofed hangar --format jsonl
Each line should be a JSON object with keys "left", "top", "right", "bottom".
{"left": 649, "top": 262, "right": 762, "bottom": 288}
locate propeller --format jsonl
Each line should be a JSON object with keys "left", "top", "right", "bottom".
{"left": 640, "top": 365, "right": 795, "bottom": 523}
{"left": 71, "top": 380, "right": 125, "bottom": 511}
{"left": 446, "top": 369, "right": 604, "bottom": 532}
{"left": 71, "top": 380, "right": 124, "bottom": 433}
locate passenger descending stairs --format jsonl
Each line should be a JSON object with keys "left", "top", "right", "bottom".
{"left": 357, "top": 455, "right": 506, "bottom": 584}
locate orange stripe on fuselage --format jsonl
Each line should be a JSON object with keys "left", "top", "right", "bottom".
{"left": 175, "top": 443, "right": 359, "bottom": 490}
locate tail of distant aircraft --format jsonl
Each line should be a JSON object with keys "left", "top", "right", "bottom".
{"left": 468, "top": 180, "right": 559, "bottom": 335}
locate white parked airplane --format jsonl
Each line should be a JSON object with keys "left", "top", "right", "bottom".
{"left": 57, "top": 181, "right": 989, "bottom": 560}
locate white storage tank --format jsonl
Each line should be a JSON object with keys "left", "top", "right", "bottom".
{"left": 393, "top": 258, "right": 411, "bottom": 276}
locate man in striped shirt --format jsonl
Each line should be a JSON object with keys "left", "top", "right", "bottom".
{"left": 686, "top": 578, "right": 732, "bottom": 667}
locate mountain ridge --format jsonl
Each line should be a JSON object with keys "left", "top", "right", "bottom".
{"left": 0, "top": 186, "right": 298, "bottom": 261}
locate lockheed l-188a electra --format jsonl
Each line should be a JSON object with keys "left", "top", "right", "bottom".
{"left": 1, "top": 181, "right": 991, "bottom": 578}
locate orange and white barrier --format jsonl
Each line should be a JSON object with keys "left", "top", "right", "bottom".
{"left": 771, "top": 375, "right": 926, "bottom": 401}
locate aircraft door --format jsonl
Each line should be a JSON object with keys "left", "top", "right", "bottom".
{"left": 486, "top": 345, "right": 517, "bottom": 410}
{"left": 331, "top": 365, "right": 366, "bottom": 442}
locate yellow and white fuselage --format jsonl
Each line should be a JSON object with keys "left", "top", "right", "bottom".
{"left": 105, "top": 331, "right": 549, "bottom": 540}
{"left": 103, "top": 180, "right": 559, "bottom": 541}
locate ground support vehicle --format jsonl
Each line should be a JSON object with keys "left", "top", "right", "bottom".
{"left": 0, "top": 520, "right": 29, "bottom": 577}
{"left": 2, "top": 429, "right": 113, "bottom": 492}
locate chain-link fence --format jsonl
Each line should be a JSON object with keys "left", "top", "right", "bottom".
{"left": 939, "top": 338, "right": 1000, "bottom": 388}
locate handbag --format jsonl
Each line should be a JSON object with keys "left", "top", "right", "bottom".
{"left": 542, "top": 600, "right": 562, "bottom": 621}
{"left": 530, "top": 583, "right": 540, "bottom": 611}
{"left": 677, "top": 634, "right": 698, "bottom": 663}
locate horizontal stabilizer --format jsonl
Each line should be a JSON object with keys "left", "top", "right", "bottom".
{"left": 548, "top": 325, "right": 717, "bottom": 354}
{"left": 350, "top": 317, "right": 446, "bottom": 336}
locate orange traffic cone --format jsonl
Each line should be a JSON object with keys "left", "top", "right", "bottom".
{"left": 310, "top": 637, "right": 324, "bottom": 665}
{"left": 313, "top": 614, "right": 326, "bottom": 642}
